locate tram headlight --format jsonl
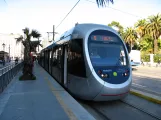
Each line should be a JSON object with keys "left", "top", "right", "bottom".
{"left": 101, "top": 74, "right": 104, "bottom": 77}
{"left": 98, "top": 70, "right": 109, "bottom": 78}
{"left": 123, "top": 70, "right": 129, "bottom": 77}
{"left": 101, "top": 73, "right": 109, "bottom": 78}
{"left": 104, "top": 74, "right": 108, "bottom": 78}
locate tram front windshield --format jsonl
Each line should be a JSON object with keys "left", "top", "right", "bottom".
{"left": 88, "top": 30, "right": 128, "bottom": 67}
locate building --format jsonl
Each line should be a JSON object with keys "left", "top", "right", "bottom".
{"left": 0, "top": 51, "right": 8, "bottom": 62}
{"left": 0, "top": 33, "right": 24, "bottom": 60}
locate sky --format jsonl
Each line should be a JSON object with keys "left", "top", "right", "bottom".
{"left": 0, "top": 0, "right": 161, "bottom": 40}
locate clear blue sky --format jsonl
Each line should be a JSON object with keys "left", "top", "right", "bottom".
{"left": 0, "top": 0, "right": 161, "bottom": 39}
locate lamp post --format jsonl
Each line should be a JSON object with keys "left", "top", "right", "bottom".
{"left": 9, "top": 44, "right": 10, "bottom": 56}
{"left": 2, "top": 43, "right": 5, "bottom": 65}
{"left": 2, "top": 43, "right": 5, "bottom": 51}
{"left": 9, "top": 44, "right": 10, "bottom": 62}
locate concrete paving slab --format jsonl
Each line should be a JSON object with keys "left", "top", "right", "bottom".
{"left": 0, "top": 63, "right": 96, "bottom": 120}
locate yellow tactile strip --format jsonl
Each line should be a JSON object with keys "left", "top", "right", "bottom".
{"left": 130, "top": 90, "right": 161, "bottom": 105}
{"left": 44, "top": 76, "right": 78, "bottom": 120}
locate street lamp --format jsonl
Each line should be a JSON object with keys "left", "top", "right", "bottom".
{"left": 2, "top": 43, "right": 5, "bottom": 65}
{"left": 2, "top": 43, "right": 5, "bottom": 51}
{"left": 9, "top": 44, "right": 10, "bottom": 57}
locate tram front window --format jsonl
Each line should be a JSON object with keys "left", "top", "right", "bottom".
{"left": 89, "top": 43, "right": 127, "bottom": 66}
{"left": 88, "top": 30, "right": 129, "bottom": 67}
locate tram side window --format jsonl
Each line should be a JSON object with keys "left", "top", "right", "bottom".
{"left": 42, "top": 52, "right": 44, "bottom": 59}
{"left": 57, "top": 47, "right": 62, "bottom": 69}
{"left": 45, "top": 51, "right": 48, "bottom": 61}
{"left": 67, "top": 39, "right": 86, "bottom": 77}
{"left": 42, "top": 52, "right": 44, "bottom": 62}
{"left": 52, "top": 48, "right": 57, "bottom": 66}
{"left": 49, "top": 50, "right": 52, "bottom": 62}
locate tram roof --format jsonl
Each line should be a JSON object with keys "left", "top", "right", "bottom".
{"left": 58, "top": 23, "right": 118, "bottom": 40}
{"left": 41, "top": 23, "right": 119, "bottom": 51}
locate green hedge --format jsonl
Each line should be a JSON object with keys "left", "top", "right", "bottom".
{"left": 141, "top": 55, "right": 150, "bottom": 62}
{"left": 154, "top": 54, "right": 161, "bottom": 62}
{"left": 141, "top": 54, "right": 161, "bottom": 62}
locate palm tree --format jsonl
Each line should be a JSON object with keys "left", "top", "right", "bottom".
{"left": 15, "top": 28, "right": 41, "bottom": 78}
{"left": 145, "top": 14, "right": 161, "bottom": 54}
{"left": 123, "top": 27, "right": 138, "bottom": 50}
{"left": 96, "top": 0, "right": 114, "bottom": 7}
{"left": 135, "top": 19, "right": 147, "bottom": 38}
{"left": 30, "top": 30, "right": 42, "bottom": 52}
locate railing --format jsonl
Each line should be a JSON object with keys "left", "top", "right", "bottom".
{"left": 0, "top": 62, "right": 24, "bottom": 93}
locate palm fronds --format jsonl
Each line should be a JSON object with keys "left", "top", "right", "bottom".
{"left": 15, "top": 35, "right": 24, "bottom": 44}
{"left": 31, "top": 30, "right": 41, "bottom": 38}
{"left": 96, "top": 0, "right": 114, "bottom": 7}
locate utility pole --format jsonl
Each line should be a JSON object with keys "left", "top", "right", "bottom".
{"left": 47, "top": 25, "right": 57, "bottom": 42}
{"left": 53, "top": 25, "right": 55, "bottom": 41}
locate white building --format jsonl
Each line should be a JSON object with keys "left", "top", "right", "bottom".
{"left": 0, "top": 33, "right": 24, "bottom": 60}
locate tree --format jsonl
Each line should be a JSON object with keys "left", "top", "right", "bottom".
{"left": 123, "top": 27, "right": 138, "bottom": 50}
{"left": 158, "top": 38, "right": 161, "bottom": 50}
{"left": 139, "top": 35, "right": 153, "bottom": 53}
{"left": 31, "top": 30, "right": 41, "bottom": 51}
{"left": 108, "top": 21, "right": 124, "bottom": 37}
{"left": 135, "top": 19, "right": 147, "bottom": 38}
{"left": 145, "top": 14, "right": 161, "bottom": 54}
{"left": 15, "top": 28, "right": 41, "bottom": 79}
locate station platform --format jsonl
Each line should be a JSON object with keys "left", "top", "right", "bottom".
{"left": 0, "top": 63, "right": 95, "bottom": 120}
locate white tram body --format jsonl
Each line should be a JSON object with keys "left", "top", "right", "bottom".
{"left": 39, "top": 23, "right": 132, "bottom": 101}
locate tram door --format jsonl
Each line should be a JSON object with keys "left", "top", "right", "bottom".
{"left": 63, "top": 46, "right": 67, "bottom": 88}
{"left": 59, "top": 45, "right": 67, "bottom": 87}
{"left": 49, "top": 50, "right": 52, "bottom": 74}
{"left": 59, "top": 46, "right": 64, "bottom": 84}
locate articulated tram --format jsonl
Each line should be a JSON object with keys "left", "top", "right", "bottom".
{"left": 39, "top": 23, "right": 132, "bottom": 101}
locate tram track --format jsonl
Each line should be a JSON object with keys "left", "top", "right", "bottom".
{"left": 78, "top": 95, "right": 161, "bottom": 120}
{"left": 121, "top": 99, "right": 161, "bottom": 120}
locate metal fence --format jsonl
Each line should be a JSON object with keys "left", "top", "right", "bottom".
{"left": 0, "top": 62, "right": 24, "bottom": 93}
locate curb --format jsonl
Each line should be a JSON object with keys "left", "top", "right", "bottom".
{"left": 130, "top": 90, "right": 161, "bottom": 105}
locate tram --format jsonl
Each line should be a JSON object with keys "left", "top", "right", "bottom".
{"left": 39, "top": 23, "right": 132, "bottom": 101}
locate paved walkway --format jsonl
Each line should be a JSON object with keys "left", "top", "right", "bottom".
{"left": 0, "top": 63, "right": 95, "bottom": 120}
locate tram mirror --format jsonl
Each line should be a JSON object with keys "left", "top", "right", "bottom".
{"left": 126, "top": 43, "right": 131, "bottom": 53}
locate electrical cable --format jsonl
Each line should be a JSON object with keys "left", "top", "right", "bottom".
{"left": 55, "top": 0, "right": 81, "bottom": 30}
{"left": 85, "top": 0, "right": 142, "bottom": 18}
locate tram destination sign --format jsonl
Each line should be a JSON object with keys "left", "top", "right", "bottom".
{"left": 91, "top": 35, "right": 119, "bottom": 42}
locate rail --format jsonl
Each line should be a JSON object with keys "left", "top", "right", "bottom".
{"left": 0, "top": 62, "right": 24, "bottom": 93}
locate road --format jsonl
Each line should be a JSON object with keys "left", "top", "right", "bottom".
{"left": 132, "top": 66, "right": 161, "bottom": 95}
